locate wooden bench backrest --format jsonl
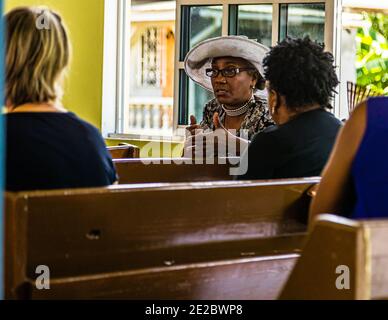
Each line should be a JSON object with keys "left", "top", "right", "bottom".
{"left": 361, "top": 219, "right": 388, "bottom": 299}
{"left": 5, "top": 178, "right": 319, "bottom": 298}
{"left": 279, "top": 214, "right": 388, "bottom": 300}
{"left": 108, "top": 145, "right": 140, "bottom": 159}
{"left": 26, "top": 252, "right": 300, "bottom": 299}
{"left": 113, "top": 158, "right": 238, "bottom": 183}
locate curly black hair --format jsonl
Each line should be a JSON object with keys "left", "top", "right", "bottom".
{"left": 263, "top": 36, "right": 339, "bottom": 111}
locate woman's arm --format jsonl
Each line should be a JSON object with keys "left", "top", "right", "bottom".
{"left": 309, "top": 101, "right": 367, "bottom": 225}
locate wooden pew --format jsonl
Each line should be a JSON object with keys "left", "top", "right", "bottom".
{"left": 279, "top": 214, "right": 388, "bottom": 300}
{"left": 114, "top": 157, "right": 239, "bottom": 183}
{"left": 5, "top": 178, "right": 319, "bottom": 299}
{"left": 107, "top": 144, "right": 140, "bottom": 159}
{"left": 26, "top": 248, "right": 301, "bottom": 299}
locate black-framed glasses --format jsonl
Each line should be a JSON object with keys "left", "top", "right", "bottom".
{"left": 205, "top": 67, "right": 255, "bottom": 78}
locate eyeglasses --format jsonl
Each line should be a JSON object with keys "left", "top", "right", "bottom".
{"left": 205, "top": 67, "right": 255, "bottom": 78}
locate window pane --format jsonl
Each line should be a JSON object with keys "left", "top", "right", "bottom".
{"left": 181, "top": 6, "right": 222, "bottom": 60}
{"left": 236, "top": 5, "right": 273, "bottom": 47}
{"left": 124, "top": 1, "right": 176, "bottom": 136}
{"left": 188, "top": 78, "right": 214, "bottom": 125}
{"left": 179, "top": 5, "right": 222, "bottom": 125}
{"left": 279, "top": 3, "right": 325, "bottom": 43}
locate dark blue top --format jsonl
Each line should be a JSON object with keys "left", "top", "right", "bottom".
{"left": 6, "top": 112, "right": 117, "bottom": 191}
{"left": 352, "top": 97, "right": 388, "bottom": 218}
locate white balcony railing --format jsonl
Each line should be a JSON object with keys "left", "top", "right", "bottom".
{"left": 124, "top": 97, "right": 173, "bottom": 136}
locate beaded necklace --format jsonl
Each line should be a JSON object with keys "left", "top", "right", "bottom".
{"left": 221, "top": 95, "right": 254, "bottom": 117}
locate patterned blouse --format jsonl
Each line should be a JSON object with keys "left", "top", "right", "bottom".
{"left": 199, "top": 95, "right": 274, "bottom": 140}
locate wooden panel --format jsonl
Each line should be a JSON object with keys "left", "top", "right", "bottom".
{"left": 361, "top": 220, "right": 388, "bottom": 300}
{"left": 26, "top": 254, "right": 299, "bottom": 300}
{"left": 114, "top": 158, "right": 235, "bottom": 183}
{"left": 281, "top": 216, "right": 388, "bottom": 300}
{"left": 280, "top": 215, "right": 368, "bottom": 300}
{"left": 4, "top": 193, "right": 28, "bottom": 300}
{"left": 108, "top": 145, "right": 140, "bottom": 159}
{"left": 5, "top": 178, "right": 318, "bottom": 299}
{"left": 23, "top": 180, "right": 315, "bottom": 277}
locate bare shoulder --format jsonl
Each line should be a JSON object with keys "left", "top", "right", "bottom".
{"left": 349, "top": 100, "right": 367, "bottom": 126}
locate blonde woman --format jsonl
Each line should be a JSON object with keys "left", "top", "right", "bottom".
{"left": 5, "top": 7, "right": 117, "bottom": 191}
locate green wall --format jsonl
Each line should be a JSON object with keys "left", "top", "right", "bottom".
{"left": 5, "top": 0, "right": 183, "bottom": 157}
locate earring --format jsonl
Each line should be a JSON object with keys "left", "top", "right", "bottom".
{"left": 269, "top": 100, "right": 275, "bottom": 114}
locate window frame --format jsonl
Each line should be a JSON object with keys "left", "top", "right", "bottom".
{"left": 102, "top": 0, "right": 342, "bottom": 141}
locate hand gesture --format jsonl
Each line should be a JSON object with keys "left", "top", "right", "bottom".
{"left": 185, "top": 115, "right": 202, "bottom": 137}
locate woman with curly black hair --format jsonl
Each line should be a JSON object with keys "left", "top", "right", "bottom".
{"left": 239, "top": 36, "right": 342, "bottom": 180}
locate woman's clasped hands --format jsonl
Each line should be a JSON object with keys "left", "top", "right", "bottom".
{"left": 183, "top": 113, "right": 248, "bottom": 158}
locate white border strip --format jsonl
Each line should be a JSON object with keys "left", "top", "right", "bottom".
{"left": 102, "top": 0, "right": 119, "bottom": 137}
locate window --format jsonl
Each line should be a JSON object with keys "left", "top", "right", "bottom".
{"left": 230, "top": 4, "right": 273, "bottom": 47}
{"left": 279, "top": 3, "right": 326, "bottom": 43}
{"left": 179, "top": 5, "right": 223, "bottom": 125}
{"left": 176, "top": 0, "right": 341, "bottom": 129}
{"left": 103, "top": 0, "right": 341, "bottom": 139}
{"left": 102, "top": 0, "right": 177, "bottom": 139}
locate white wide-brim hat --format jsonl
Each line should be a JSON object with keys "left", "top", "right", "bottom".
{"left": 184, "top": 35, "right": 270, "bottom": 92}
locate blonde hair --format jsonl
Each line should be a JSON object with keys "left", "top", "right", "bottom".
{"left": 5, "top": 7, "right": 71, "bottom": 107}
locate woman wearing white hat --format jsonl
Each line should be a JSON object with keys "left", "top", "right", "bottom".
{"left": 183, "top": 36, "right": 274, "bottom": 157}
